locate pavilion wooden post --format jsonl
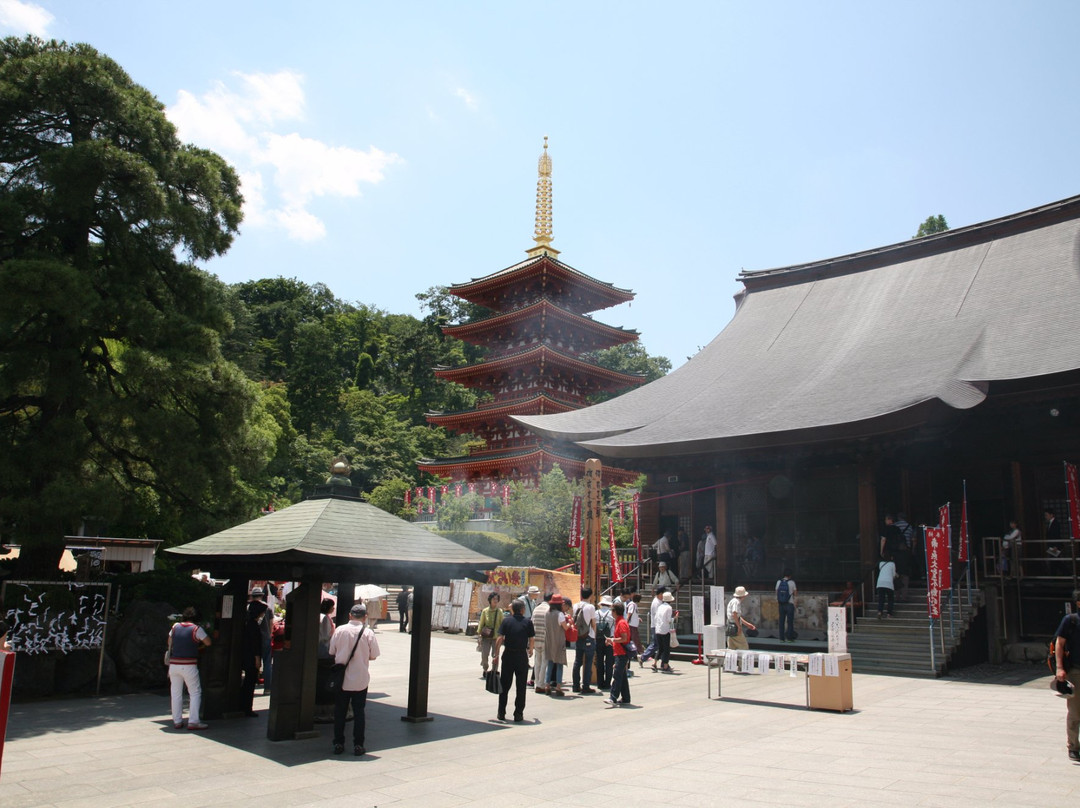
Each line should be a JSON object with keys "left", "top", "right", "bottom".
{"left": 403, "top": 583, "right": 434, "bottom": 723}
{"left": 267, "top": 579, "right": 320, "bottom": 740}
{"left": 584, "top": 459, "right": 602, "bottom": 682}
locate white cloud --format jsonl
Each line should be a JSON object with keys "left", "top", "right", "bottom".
{"left": 168, "top": 70, "right": 399, "bottom": 242}
{"left": 0, "top": 0, "right": 53, "bottom": 36}
{"left": 455, "top": 87, "right": 478, "bottom": 111}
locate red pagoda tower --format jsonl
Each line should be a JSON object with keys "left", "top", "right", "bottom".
{"left": 418, "top": 138, "right": 643, "bottom": 488}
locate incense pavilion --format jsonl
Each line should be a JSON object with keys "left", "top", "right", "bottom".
{"left": 418, "top": 139, "right": 643, "bottom": 488}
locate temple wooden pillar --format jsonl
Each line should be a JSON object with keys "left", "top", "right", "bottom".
{"left": 267, "top": 579, "right": 320, "bottom": 740}
{"left": 714, "top": 481, "right": 728, "bottom": 586}
{"left": 858, "top": 459, "right": 879, "bottom": 581}
{"left": 403, "top": 584, "right": 434, "bottom": 722}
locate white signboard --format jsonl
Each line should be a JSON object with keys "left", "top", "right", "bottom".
{"left": 827, "top": 606, "right": 848, "bottom": 653}
{"left": 692, "top": 595, "right": 705, "bottom": 634}
{"left": 710, "top": 586, "right": 725, "bottom": 626}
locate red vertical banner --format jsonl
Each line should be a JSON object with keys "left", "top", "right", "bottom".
{"left": 502, "top": 484, "right": 510, "bottom": 508}
{"left": 404, "top": 488, "right": 411, "bottom": 506}
{"left": 609, "top": 517, "right": 623, "bottom": 583}
{"left": 441, "top": 484, "right": 449, "bottom": 498}
{"left": 0, "top": 650, "right": 14, "bottom": 778}
{"left": 416, "top": 486, "right": 424, "bottom": 503}
{"left": 619, "top": 500, "right": 626, "bottom": 523}
{"left": 455, "top": 483, "right": 463, "bottom": 498}
{"left": 468, "top": 482, "right": 476, "bottom": 495}
{"left": 427, "top": 486, "right": 435, "bottom": 513}
{"left": 958, "top": 491, "right": 969, "bottom": 563}
{"left": 632, "top": 493, "right": 640, "bottom": 551}
{"left": 568, "top": 496, "right": 583, "bottom": 547}
{"left": 1066, "top": 462, "right": 1080, "bottom": 540}
{"left": 924, "top": 526, "right": 948, "bottom": 618}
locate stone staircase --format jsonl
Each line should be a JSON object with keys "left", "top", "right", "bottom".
{"left": 846, "top": 585, "right": 983, "bottom": 677}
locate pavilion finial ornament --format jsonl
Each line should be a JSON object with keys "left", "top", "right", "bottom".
{"left": 527, "top": 136, "right": 559, "bottom": 258}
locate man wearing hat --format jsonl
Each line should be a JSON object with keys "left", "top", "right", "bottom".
{"left": 653, "top": 561, "right": 680, "bottom": 592}
{"left": 594, "top": 593, "right": 615, "bottom": 689}
{"left": 248, "top": 586, "right": 273, "bottom": 692}
{"left": 328, "top": 603, "right": 380, "bottom": 756}
{"left": 1053, "top": 589, "right": 1080, "bottom": 761}
{"left": 529, "top": 592, "right": 551, "bottom": 690}
{"left": 522, "top": 585, "right": 541, "bottom": 621}
{"left": 726, "top": 586, "right": 756, "bottom": 651}
{"left": 652, "top": 591, "right": 677, "bottom": 672}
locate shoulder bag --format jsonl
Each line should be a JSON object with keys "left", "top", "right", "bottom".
{"left": 329, "top": 626, "right": 364, "bottom": 694}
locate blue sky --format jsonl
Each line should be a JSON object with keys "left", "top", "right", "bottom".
{"left": 3, "top": 1, "right": 1079, "bottom": 367}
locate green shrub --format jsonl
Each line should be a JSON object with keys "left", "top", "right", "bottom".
{"left": 436, "top": 530, "right": 522, "bottom": 565}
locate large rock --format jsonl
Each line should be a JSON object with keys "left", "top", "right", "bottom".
{"left": 11, "top": 653, "right": 57, "bottom": 698}
{"left": 56, "top": 649, "right": 118, "bottom": 694}
{"left": 111, "top": 600, "right": 176, "bottom": 688}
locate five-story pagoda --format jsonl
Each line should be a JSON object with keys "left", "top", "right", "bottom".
{"left": 418, "top": 139, "right": 643, "bottom": 487}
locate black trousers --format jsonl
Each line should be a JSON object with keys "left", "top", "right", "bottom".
{"left": 240, "top": 653, "right": 259, "bottom": 713}
{"left": 657, "top": 632, "right": 671, "bottom": 667}
{"left": 498, "top": 649, "right": 529, "bottom": 719}
{"left": 333, "top": 687, "right": 369, "bottom": 747}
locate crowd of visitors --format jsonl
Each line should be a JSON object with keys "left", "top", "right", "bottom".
{"left": 491, "top": 583, "right": 668, "bottom": 721}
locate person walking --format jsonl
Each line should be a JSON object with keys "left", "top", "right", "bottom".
{"left": 572, "top": 587, "right": 597, "bottom": 694}
{"left": 494, "top": 598, "right": 535, "bottom": 722}
{"left": 1053, "top": 590, "right": 1080, "bottom": 761}
{"left": 640, "top": 586, "right": 666, "bottom": 667}
{"left": 476, "top": 592, "right": 504, "bottom": 678}
{"left": 876, "top": 554, "right": 897, "bottom": 618}
{"left": 595, "top": 595, "right": 615, "bottom": 688}
{"left": 166, "top": 606, "right": 211, "bottom": 730}
{"left": 397, "top": 586, "right": 411, "bottom": 633}
{"left": 530, "top": 593, "right": 551, "bottom": 691}
{"left": 626, "top": 590, "right": 642, "bottom": 668}
{"left": 653, "top": 591, "right": 676, "bottom": 672}
{"left": 775, "top": 571, "right": 797, "bottom": 642}
{"left": 328, "top": 603, "right": 380, "bottom": 756}
{"left": 604, "top": 600, "right": 632, "bottom": 707}
{"left": 726, "top": 586, "right": 755, "bottom": 651}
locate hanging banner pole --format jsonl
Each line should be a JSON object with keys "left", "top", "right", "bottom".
{"left": 1065, "top": 461, "right": 1080, "bottom": 590}
{"left": 928, "top": 617, "right": 936, "bottom": 674}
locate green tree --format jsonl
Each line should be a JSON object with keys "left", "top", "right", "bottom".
{"left": 502, "top": 467, "right": 582, "bottom": 568}
{"left": 588, "top": 342, "right": 671, "bottom": 404}
{"left": 914, "top": 214, "right": 949, "bottom": 238}
{"left": 0, "top": 37, "right": 255, "bottom": 574}
{"left": 364, "top": 478, "right": 414, "bottom": 518}
{"left": 436, "top": 492, "right": 482, "bottom": 531}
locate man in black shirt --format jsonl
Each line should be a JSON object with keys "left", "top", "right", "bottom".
{"left": 1054, "top": 590, "right": 1080, "bottom": 761}
{"left": 493, "top": 598, "right": 535, "bottom": 723}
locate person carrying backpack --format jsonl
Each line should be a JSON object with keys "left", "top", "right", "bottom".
{"left": 571, "top": 587, "right": 597, "bottom": 694}
{"left": 775, "top": 572, "right": 797, "bottom": 642}
{"left": 594, "top": 596, "right": 616, "bottom": 689}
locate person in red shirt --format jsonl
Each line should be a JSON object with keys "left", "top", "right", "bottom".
{"left": 604, "top": 600, "right": 631, "bottom": 707}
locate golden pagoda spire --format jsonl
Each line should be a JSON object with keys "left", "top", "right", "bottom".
{"left": 526, "top": 136, "right": 560, "bottom": 258}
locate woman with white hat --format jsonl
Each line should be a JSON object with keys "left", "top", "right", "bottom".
{"left": 726, "top": 586, "right": 756, "bottom": 651}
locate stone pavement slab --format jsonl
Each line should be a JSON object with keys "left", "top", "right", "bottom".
{"left": 2, "top": 629, "right": 1077, "bottom": 807}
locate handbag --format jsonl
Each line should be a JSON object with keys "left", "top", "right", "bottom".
{"left": 485, "top": 669, "right": 503, "bottom": 695}
{"left": 669, "top": 632, "right": 680, "bottom": 648}
{"left": 329, "top": 626, "right": 364, "bottom": 694}
{"left": 725, "top": 622, "right": 739, "bottom": 637}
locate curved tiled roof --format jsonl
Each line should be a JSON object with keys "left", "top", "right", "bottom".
{"left": 449, "top": 254, "right": 634, "bottom": 312}
{"left": 434, "top": 344, "right": 645, "bottom": 390}
{"left": 166, "top": 497, "right": 499, "bottom": 576}
{"left": 442, "top": 298, "right": 638, "bottom": 350}
{"left": 514, "top": 194, "right": 1080, "bottom": 458}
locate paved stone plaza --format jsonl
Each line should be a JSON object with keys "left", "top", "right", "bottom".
{"left": 1, "top": 629, "right": 1076, "bottom": 807}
